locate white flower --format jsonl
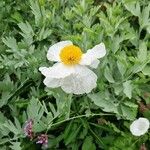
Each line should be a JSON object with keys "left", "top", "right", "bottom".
{"left": 130, "top": 117, "right": 150, "bottom": 136}
{"left": 39, "top": 40, "right": 106, "bottom": 94}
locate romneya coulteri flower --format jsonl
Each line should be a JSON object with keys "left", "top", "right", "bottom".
{"left": 36, "top": 134, "right": 48, "bottom": 148}
{"left": 23, "top": 119, "right": 34, "bottom": 139}
{"left": 130, "top": 117, "right": 150, "bottom": 136}
{"left": 39, "top": 41, "right": 106, "bottom": 94}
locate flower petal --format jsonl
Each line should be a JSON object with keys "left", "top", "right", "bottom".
{"left": 89, "top": 59, "right": 100, "bottom": 68}
{"left": 61, "top": 65, "right": 97, "bottom": 94}
{"left": 43, "top": 77, "right": 61, "bottom": 88}
{"left": 39, "top": 63, "right": 74, "bottom": 79}
{"left": 130, "top": 117, "right": 150, "bottom": 136}
{"left": 39, "top": 67, "right": 50, "bottom": 77}
{"left": 80, "top": 43, "right": 106, "bottom": 68}
{"left": 47, "top": 41, "right": 73, "bottom": 62}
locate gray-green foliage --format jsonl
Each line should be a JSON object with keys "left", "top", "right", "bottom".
{"left": 0, "top": 0, "right": 150, "bottom": 149}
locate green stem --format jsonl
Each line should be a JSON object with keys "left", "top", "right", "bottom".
{"left": 131, "top": 137, "right": 141, "bottom": 147}
{"left": 50, "top": 113, "right": 114, "bottom": 128}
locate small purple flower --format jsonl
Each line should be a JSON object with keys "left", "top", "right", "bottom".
{"left": 36, "top": 134, "right": 48, "bottom": 148}
{"left": 23, "top": 119, "right": 34, "bottom": 139}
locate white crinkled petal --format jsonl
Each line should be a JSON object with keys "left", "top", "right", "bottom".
{"left": 43, "top": 77, "right": 61, "bottom": 88}
{"left": 80, "top": 43, "right": 106, "bottom": 68}
{"left": 39, "top": 63, "right": 74, "bottom": 79}
{"left": 89, "top": 59, "right": 100, "bottom": 68}
{"left": 39, "top": 67, "right": 50, "bottom": 77}
{"left": 47, "top": 41, "right": 73, "bottom": 62}
{"left": 61, "top": 65, "right": 97, "bottom": 94}
{"left": 130, "top": 117, "right": 150, "bottom": 136}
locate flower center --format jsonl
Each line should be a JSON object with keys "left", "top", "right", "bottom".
{"left": 59, "top": 45, "right": 83, "bottom": 65}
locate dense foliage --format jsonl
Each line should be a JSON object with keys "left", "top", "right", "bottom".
{"left": 0, "top": 0, "right": 150, "bottom": 149}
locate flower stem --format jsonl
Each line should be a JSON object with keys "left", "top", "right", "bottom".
{"left": 51, "top": 113, "right": 114, "bottom": 128}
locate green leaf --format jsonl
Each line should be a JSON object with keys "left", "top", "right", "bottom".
{"left": 139, "top": 4, "right": 150, "bottom": 29}
{"left": 64, "top": 123, "right": 82, "bottom": 145}
{"left": 111, "top": 35, "right": 123, "bottom": 53}
{"left": 27, "top": 97, "right": 44, "bottom": 121}
{"left": 11, "top": 11, "right": 23, "bottom": 23}
{"left": 14, "top": 117, "right": 22, "bottom": 132}
{"left": 53, "top": 89, "right": 72, "bottom": 119}
{"left": 2, "top": 37, "right": 18, "bottom": 50}
{"left": 117, "top": 60, "right": 127, "bottom": 76}
{"left": 119, "top": 101, "right": 138, "bottom": 120}
{"left": 123, "top": 80, "right": 132, "bottom": 99}
{"left": 29, "top": 0, "right": 43, "bottom": 25}
{"left": 130, "top": 62, "right": 147, "bottom": 74}
{"left": 88, "top": 92, "right": 118, "bottom": 114}
{"left": 82, "top": 136, "right": 96, "bottom": 150}
{"left": 3, "top": 118, "right": 22, "bottom": 135}
{"left": 0, "top": 112, "right": 7, "bottom": 124}
{"left": 142, "top": 66, "right": 150, "bottom": 76}
{"left": 10, "top": 142, "right": 22, "bottom": 150}
{"left": 107, "top": 123, "right": 121, "bottom": 133}
{"left": 124, "top": 1, "right": 140, "bottom": 17}
{"left": 0, "top": 138, "right": 10, "bottom": 145}
{"left": 114, "top": 84, "right": 123, "bottom": 95}
{"left": 18, "top": 21, "right": 34, "bottom": 45}
{"left": 37, "top": 27, "right": 52, "bottom": 41}
{"left": 64, "top": 121, "right": 74, "bottom": 140}
{"left": 33, "top": 120, "right": 47, "bottom": 132}
{"left": 104, "top": 66, "right": 115, "bottom": 83}
{"left": 108, "top": 134, "right": 136, "bottom": 150}
{"left": 137, "top": 42, "right": 147, "bottom": 62}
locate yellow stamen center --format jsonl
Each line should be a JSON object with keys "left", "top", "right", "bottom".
{"left": 59, "top": 45, "right": 83, "bottom": 65}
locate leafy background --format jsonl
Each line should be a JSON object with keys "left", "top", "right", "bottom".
{"left": 0, "top": 0, "right": 150, "bottom": 149}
